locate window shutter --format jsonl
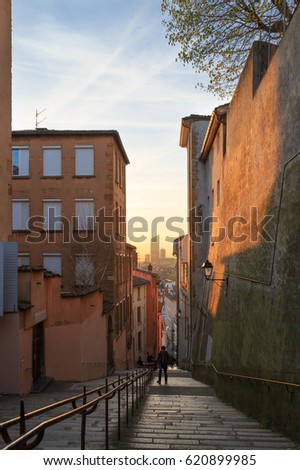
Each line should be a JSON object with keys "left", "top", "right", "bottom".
{"left": 19, "top": 148, "right": 29, "bottom": 175}
{"left": 12, "top": 202, "right": 21, "bottom": 229}
{"left": 12, "top": 201, "right": 29, "bottom": 230}
{"left": 75, "top": 147, "right": 94, "bottom": 176}
{"left": 18, "top": 254, "right": 30, "bottom": 267}
{"left": 43, "top": 254, "right": 62, "bottom": 275}
{"left": 75, "top": 200, "right": 94, "bottom": 230}
{"left": 43, "top": 201, "right": 62, "bottom": 230}
{"left": 43, "top": 148, "right": 61, "bottom": 176}
{"left": 76, "top": 256, "right": 94, "bottom": 286}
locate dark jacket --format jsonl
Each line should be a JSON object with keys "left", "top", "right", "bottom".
{"left": 157, "top": 349, "right": 169, "bottom": 366}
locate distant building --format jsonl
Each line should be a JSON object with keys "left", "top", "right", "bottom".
{"left": 150, "top": 235, "right": 160, "bottom": 263}
{"left": 133, "top": 268, "right": 161, "bottom": 359}
{"left": 133, "top": 276, "right": 149, "bottom": 365}
{"left": 160, "top": 248, "right": 166, "bottom": 258}
{"left": 144, "top": 254, "right": 150, "bottom": 263}
{"left": 161, "top": 291, "right": 176, "bottom": 357}
{"left": 173, "top": 234, "right": 189, "bottom": 369}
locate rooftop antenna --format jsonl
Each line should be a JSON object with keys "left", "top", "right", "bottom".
{"left": 36, "top": 108, "right": 47, "bottom": 129}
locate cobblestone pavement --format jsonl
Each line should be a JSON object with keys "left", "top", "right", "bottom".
{"left": 0, "top": 368, "right": 298, "bottom": 450}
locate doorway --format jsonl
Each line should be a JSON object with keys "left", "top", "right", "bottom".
{"left": 32, "top": 322, "right": 45, "bottom": 383}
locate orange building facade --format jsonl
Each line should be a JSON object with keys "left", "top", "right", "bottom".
{"left": 133, "top": 268, "right": 161, "bottom": 361}
{"left": 11, "top": 129, "right": 134, "bottom": 373}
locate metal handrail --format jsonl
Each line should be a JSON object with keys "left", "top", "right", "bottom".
{"left": 0, "top": 368, "right": 151, "bottom": 450}
{"left": 192, "top": 361, "right": 300, "bottom": 390}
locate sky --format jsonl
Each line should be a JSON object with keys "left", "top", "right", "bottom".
{"left": 12, "top": 0, "right": 221, "bottom": 259}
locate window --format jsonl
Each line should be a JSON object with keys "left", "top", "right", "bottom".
{"left": 12, "top": 200, "right": 30, "bottom": 230}
{"left": 181, "top": 262, "right": 188, "bottom": 289}
{"left": 12, "top": 147, "right": 29, "bottom": 176}
{"left": 43, "top": 147, "right": 61, "bottom": 176}
{"left": 223, "top": 122, "right": 227, "bottom": 156}
{"left": 75, "top": 199, "right": 94, "bottom": 230}
{"left": 76, "top": 255, "right": 94, "bottom": 286}
{"left": 75, "top": 146, "right": 94, "bottom": 176}
{"left": 18, "top": 253, "right": 30, "bottom": 267}
{"left": 43, "top": 254, "right": 62, "bottom": 275}
{"left": 115, "top": 152, "right": 119, "bottom": 183}
{"left": 43, "top": 200, "right": 62, "bottom": 231}
{"left": 137, "top": 306, "right": 141, "bottom": 324}
{"left": 138, "top": 331, "right": 142, "bottom": 351}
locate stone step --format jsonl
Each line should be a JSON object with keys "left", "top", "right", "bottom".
{"left": 0, "top": 368, "right": 298, "bottom": 451}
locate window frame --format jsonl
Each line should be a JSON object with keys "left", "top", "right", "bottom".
{"left": 12, "top": 146, "right": 30, "bottom": 177}
{"left": 43, "top": 199, "right": 62, "bottom": 231}
{"left": 12, "top": 199, "right": 30, "bottom": 230}
{"left": 75, "top": 145, "right": 94, "bottom": 176}
{"left": 43, "top": 146, "right": 62, "bottom": 177}
{"left": 75, "top": 254, "right": 94, "bottom": 287}
{"left": 75, "top": 199, "right": 94, "bottom": 231}
{"left": 43, "top": 253, "right": 62, "bottom": 275}
{"left": 137, "top": 306, "right": 142, "bottom": 324}
{"left": 18, "top": 253, "right": 30, "bottom": 267}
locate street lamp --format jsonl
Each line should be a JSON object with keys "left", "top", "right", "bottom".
{"left": 201, "top": 259, "right": 228, "bottom": 287}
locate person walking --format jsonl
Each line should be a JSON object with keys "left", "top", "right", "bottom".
{"left": 157, "top": 345, "right": 169, "bottom": 385}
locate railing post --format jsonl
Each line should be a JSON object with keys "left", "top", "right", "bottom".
{"left": 142, "top": 371, "right": 145, "bottom": 397}
{"left": 140, "top": 372, "right": 142, "bottom": 399}
{"left": 81, "top": 386, "right": 87, "bottom": 450}
{"left": 105, "top": 378, "right": 109, "bottom": 450}
{"left": 126, "top": 373, "right": 129, "bottom": 425}
{"left": 131, "top": 373, "right": 134, "bottom": 416}
{"left": 118, "top": 375, "right": 121, "bottom": 441}
{"left": 136, "top": 370, "right": 139, "bottom": 410}
{"left": 20, "top": 400, "right": 26, "bottom": 437}
{"left": 140, "top": 372, "right": 143, "bottom": 399}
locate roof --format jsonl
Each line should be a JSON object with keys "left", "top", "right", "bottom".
{"left": 18, "top": 264, "right": 46, "bottom": 273}
{"left": 18, "top": 264, "right": 61, "bottom": 278}
{"left": 61, "top": 287, "right": 101, "bottom": 298}
{"left": 12, "top": 128, "right": 130, "bottom": 164}
{"left": 136, "top": 268, "right": 158, "bottom": 278}
{"left": 199, "top": 103, "right": 230, "bottom": 161}
{"left": 133, "top": 276, "right": 150, "bottom": 287}
{"left": 180, "top": 115, "right": 210, "bottom": 148}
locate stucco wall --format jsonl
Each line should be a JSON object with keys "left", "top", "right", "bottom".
{"left": 0, "top": 313, "right": 20, "bottom": 394}
{"left": 192, "top": 6, "right": 300, "bottom": 443}
{"left": 45, "top": 288, "right": 106, "bottom": 381}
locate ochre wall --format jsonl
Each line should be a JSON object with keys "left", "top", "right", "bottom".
{"left": 192, "top": 7, "right": 300, "bottom": 444}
